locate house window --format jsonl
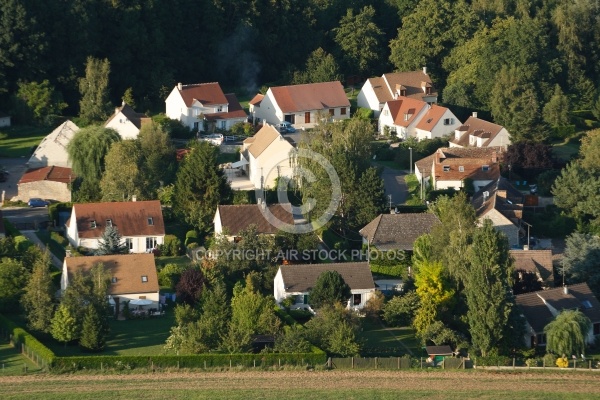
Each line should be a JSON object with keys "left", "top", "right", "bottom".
{"left": 482, "top": 165, "right": 490, "bottom": 172}
{"left": 295, "top": 295, "right": 304, "bottom": 304}
{"left": 444, "top": 118, "right": 453, "bottom": 125}
{"left": 353, "top": 294, "right": 362, "bottom": 306}
{"left": 400, "top": 89, "right": 406, "bottom": 96}
{"left": 459, "top": 166, "right": 464, "bottom": 172}
{"left": 383, "top": 110, "right": 389, "bottom": 116}
{"left": 146, "top": 237, "right": 157, "bottom": 250}
{"left": 536, "top": 333, "right": 547, "bottom": 345}
{"left": 111, "top": 277, "right": 117, "bottom": 283}
{"left": 220, "top": 120, "right": 226, "bottom": 129}
{"left": 90, "top": 220, "right": 97, "bottom": 229}
{"left": 125, "top": 238, "right": 133, "bottom": 251}
{"left": 340, "top": 107, "right": 347, "bottom": 115}
{"left": 217, "top": 106, "right": 223, "bottom": 112}
{"left": 443, "top": 166, "right": 450, "bottom": 172}
{"left": 147, "top": 217, "right": 154, "bottom": 226}
{"left": 305, "top": 112, "right": 311, "bottom": 123}
{"left": 141, "top": 276, "right": 148, "bottom": 283}
{"left": 404, "top": 113, "right": 410, "bottom": 121}
{"left": 106, "top": 219, "right": 112, "bottom": 227}
{"left": 193, "top": 122, "right": 199, "bottom": 130}
{"left": 329, "top": 109, "right": 334, "bottom": 116}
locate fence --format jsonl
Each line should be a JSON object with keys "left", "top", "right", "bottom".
{"left": 0, "top": 328, "right": 51, "bottom": 371}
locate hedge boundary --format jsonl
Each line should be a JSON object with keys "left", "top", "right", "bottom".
{"left": 0, "top": 314, "right": 56, "bottom": 368}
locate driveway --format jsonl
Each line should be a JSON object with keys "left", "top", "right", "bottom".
{"left": 0, "top": 157, "right": 29, "bottom": 201}
{"left": 381, "top": 167, "right": 409, "bottom": 206}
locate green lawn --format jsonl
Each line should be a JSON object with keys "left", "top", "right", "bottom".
{"left": 155, "top": 255, "right": 191, "bottom": 270}
{"left": 403, "top": 174, "right": 425, "bottom": 206}
{"left": 217, "top": 151, "right": 239, "bottom": 165}
{"left": 35, "top": 230, "right": 67, "bottom": 261}
{"left": 552, "top": 136, "right": 581, "bottom": 162}
{"left": 358, "top": 318, "right": 420, "bottom": 357}
{"left": 0, "top": 126, "right": 50, "bottom": 158}
{"left": 0, "top": 341, "right": 42, "bottom": 375}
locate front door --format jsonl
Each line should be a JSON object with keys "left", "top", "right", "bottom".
{"left": 304, "top": 112, "right": 311, "bottom": 124}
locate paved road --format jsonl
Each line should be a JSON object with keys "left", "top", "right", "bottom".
{"left": 1, "top": 206, "right": 50, "bottom": 230}
{"left": 0, "top": 157, "right": 28, "bottom": 201}
{"left": 381, "top": 167, "right": 409, "bottom": 206}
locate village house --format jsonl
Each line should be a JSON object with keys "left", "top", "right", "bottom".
{"left": 27, "top": 120, "right": 79, "bottom": 169}
{"left": 65, "top": 200, "right": 165, "bottom": 253}
{"left": 214, "top": 203, "right": 294, "bottom": 241}
{"left": 273, "top": 262, "right": 375, "bottom": 311}
{"left": 449, "top": 113, "right": 511, "bottom": 149}
{"left": 61, "top": 253, "right": 160, "bottom": 315}
{"left": 16, "top": 166, "right": 75, "bottom": 203}
{"left": 104, "top": 102, "right": 151, "bottom": 139}
{"left": 357, "top": 68, "right": 438, "bottom": 118}
{"left": 359, "top": 213, "right": 440, "bottom": 252}
{"left": 165, "top": 82, "right": 247, "bottom": 131}
{"left": 516, "top": 283, "right": 600, "bottom": 348}
{"left": 510, "top": 249, "right": 555, "bottom": 289}
{"left": 250, "top": 81, "right": 350, "bottom": 129}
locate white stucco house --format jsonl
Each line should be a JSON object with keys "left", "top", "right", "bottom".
{"left": 27, "top": 120, "right": 79, "bottom": 169}
{"left": 250, "top": 81, "right": 350, "bottom": 129}
{"left": 104, "top": 102, "right": 151, "bottom": 139}
{"left": 414, "top": 104, "right": 462, "bottom": 141}
{"left": 449, "top": 113, "right": 511, "bottom": 149}
{"left": 357, "top": 68, "right": 438, "bottom": 118}
{"left": 65, "top": 200, "right": 165, "bottom": 253}
{"left": 274, "top": 262, "right": 376, "bottom": 311}
{"left": 165, "top": 82, "right": 247, "bottom": 131}
{"left": 240, "top": 124, "right": 296, "bottom": 189}
{"left": 61, "top": 253, "right": 160, "bottom": 314}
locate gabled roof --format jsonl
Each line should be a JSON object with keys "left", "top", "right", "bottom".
{"left": 516, "top": 283, "right": 600, "bottom": 333}
{"left": 28, "top": 120, "right": 79, "bottom": 168}
{"left": 249, "top": 93, "right": 264, "bottom": 106}
{"left": 433, "top": 147, "right": 502, "bottom": 182}
{"left": 359, "top": 213, "right": 440, "bottom": 251}
{"left": 177, "top": 82, "right": 228, "bottom": 107}
{"left": 216, "top": 203, "right": 294, "bottom": 236}
{"left": 379, "top": 70, "right": 438, "bottom": 103}
{"left": 450, "top": 116, "right": 506, "bottom": 147}
{"left": 70, "top": 200, "right": 165, "bottom": 239}
{"left": 426, "top": 345, "right": 454, "bottom": 356}
{"left": 246, "top": 124, "right": 288, "bottom": 158}
{"left": 510, "top": 249, "right": 554, "bottom": 284}
{"left": 204, "top": 93, "right": 247, "bottom": 121}
{"left": 18, "top": 166, "right": 75, "bottom": 184}
{"left": 472, "top": 178, "right": 524, "bottom": 222}
{"left": 385, "top": 97, "right": 428, "bottom": 128}
{"left": 104, "top": 103, "right": 150, "bottom": 129}
{"left": 279, "top": 262, "right": 374, "bottom": 292}
{"left": 415, "top": 104, "right": 452, "bottom": 131}
{"left": 64, "top": 253, "right": 159, "bottom": 295}
{"left": 269, "top": 81, "right": 350, "bottom": 113}
{"left": 416, "top": 147, "right": 503, "bottom": 180}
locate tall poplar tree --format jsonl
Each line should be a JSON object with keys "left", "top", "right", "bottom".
{"left": 22, "top": 250, "right": 55, "bottom": 332}
{"left": 78, "top": 56, "right": 111, "bottom": 123}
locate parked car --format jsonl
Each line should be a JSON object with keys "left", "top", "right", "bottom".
{"left": 28, "top": 198, "right": 50, "bottom": 208}
{"left": 276, "top": 122, "right": 296, "bottom": 133}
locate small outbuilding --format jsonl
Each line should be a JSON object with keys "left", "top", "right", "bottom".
{"left": 425, "top": 345, "right": 454, "bottom": 366}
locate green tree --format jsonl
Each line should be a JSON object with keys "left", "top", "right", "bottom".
{"left": 173, "top": 140, "right": 232, "bottom": 233}
{"left": 0, "top": 258, "right": 28, "bottom": 312}
{"left": 383, "top": 291, "right": 420, "bottom": 327}
{"left": 79, "top": 305, "right": 106, "bottom": 351}
{"left": 21, "top": 250, "right": 55, "bottom": 332}
{"left": 543, "top": 85, "right": 570, "bottom": 127}
{"left": 121, "top": 87, "right": 135, "bottom": 109}
{"left": 465, "top": 219, "right": 515, "bottom": 356}
{"left": 79, "top": 56, "right": 111, "bottom": 123}
{"left": 354, "top": 167, "right": 387, "bottom": 227}
{"left": 304, "top": 303, "right": 360, "bottom": 356}
{"left": 413, "top": 260, "right": 455, "bottom": 338}
{"left": 14, "top": 80, "right": 66, "bottom": 125}
{"left": 50, "top": 303, "right": 78, "bottom": 346}
{"left": 544, "top": 310, "right": 592, "bottom": 357}
{"left": 334, "top": 6, "right": 384, "bottom": 76}
{"left": 138, "top": 122, "right": 178, "bottom": 198}
{"left": 561, "top": 233, "right": 600, "bottom": 295}
{"left": 67, "top": 125, "right": 121, "bottom": 184}
{"left": 309, "top": 270, "right": 351, "bottom": 309}
{"left": 95, "top": 226, "right": 128, "bottom": 255}
{"left": 292, "top": 48, "right": 342, "bottom": 85}
{"left": 100, "top": 139, "right": 143, "bottom": 201}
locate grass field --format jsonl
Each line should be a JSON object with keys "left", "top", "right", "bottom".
{"left": 552, "top": 136, "right": 581, "bottom": 162}
{"left": 1, "top": 369, "right": 600, "bottom": 399}
{"left": 0, "top": 126, "right": 49, "bottom": 158}
{"left": 358, "top": 318, "right": 420, "bottom": 356}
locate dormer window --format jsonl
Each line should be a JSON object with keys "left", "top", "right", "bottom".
{"left": 459, "top": 166, "right": 464, "bottom": 172}
{"left": 443, "top": 166, "right": 450, "bottom": 172}
{"left": 90, "top": 220, "right": 97, "bottom": 229}
{"left": 111, "top": 277, "right": 117, "bottom": 283}
{"left": 147, "top": 217, "right": 154, "bottom": 226}
{"left": 404, "top": 113, "right": 410, "bottom": 121}
{"left": 400, "top": 89, "right": 406, "bottom": 96}
{"left": 141, "top": 275, "right": 148, "bottom": 283}
{"left": 106, "top": 219, "right": 112, "bottom": 227}
{"left": 482, "top": 165, "right": 490, "bottom": 172}
{"left": 217, "top": 106, "right": 223, "bottom": 112}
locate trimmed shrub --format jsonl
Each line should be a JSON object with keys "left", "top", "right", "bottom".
{"left": 13, "top": 235, "right": 33, "bottom": 252}
{"left": 185, "top": 230, "right": 198, "bottom": 247}
{"left": 0, "top": 314, "right": 55, "bottom": 367}
{"left": 159, "top": 235, "right": 183, "bottom": 256}
{"left": 2, "top": 219, "right": 20, "bottom": 237}
{"left": 50, "top": 231, "right": 69, "bottom": 247}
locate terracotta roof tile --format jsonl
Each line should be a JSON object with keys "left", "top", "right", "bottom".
{"left": 386, "top": 97, "right": 428, "bottom": 127}
{"left": 19, "top": 166, "right": 75, "bottom": 184}
{"left": 72, "top": 200, "right": 165, "bottom": 239}
{"left": 249, "top": 93, "right": 264, "bottom": 106}
{"left": 359, "top": 213, "right": 440, "bottom": 251}
{"left": 65, "top": 253, "right": 159, "bottom": 295}
{"left": 415, "top": 104, "right": 450, "bottom": 131}
{"left": 217, "top": 203, "right": 294, "bottom": 235}
{"left": 270, "top": 81, "right": 349, "bottom": 113}
{"left": 204, "top": 93, "right": 247, "bottom": 121}
{"left": 449, "top": 117, "right": 505, "bottom": 147}
{"left": 380, "top": 70, "right": 437, "bottom": 102}
{"left": 246, "top": 124, "right": 286, "bottom": 158}
{"left": 178, "top": 82, "right": 228, "bottom": 107}
{"left": 279, "top": 262, "right": 374, "bottom": 292}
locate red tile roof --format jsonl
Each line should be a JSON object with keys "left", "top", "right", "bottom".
{"left": 71, "top": 200, "right": 165, "bottom": 239}
{"left": 249, "top": 93, "right": 264, "bottom": 106}
{"left": 415, "top": 104, "right": 450, "bottom": 131}
{"left": 449, "top": 116, "right": 505, "bottom": 147}
{"left": 246, "top": 125, "right": 283, "bottom": 158}
{"left": 379, "top": 70, "right": 438, "bottom": 102}
{"left": 217, "top": 203, "right": 295, "bottom": 235}
{"left": 18, "top": 166, "right": 75, "bottom": 184}
{"left": 204, "top": 93, "right": 248, "bottom": 121}
{"left": 64, "top": 253, "right": 159, "bottom": 295}
{"left": 177, "top": 82, "right": 228, "bottom": 107}
{"left": 386, "top": 97, "right": 428, "bottom": 127}
{"left": 269, "top": 81, "right": 350, "bottom": 113}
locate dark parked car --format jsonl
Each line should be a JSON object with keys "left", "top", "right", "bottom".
{"left": 28, "top": 198, "right": 50, "bottom": 207}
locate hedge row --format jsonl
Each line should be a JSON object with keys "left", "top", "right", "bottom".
{"left": 53, "top": 350, "right": 327, "bottom": 371}
{"left": 2, "top": 218, "right": 20, "bottom": 236}
{"left": 0, "top": 314, "right": 56, "bottom": 366}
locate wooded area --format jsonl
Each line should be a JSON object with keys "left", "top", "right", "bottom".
{"left": 1, "top": 0, "right": 599, "bottom": 129}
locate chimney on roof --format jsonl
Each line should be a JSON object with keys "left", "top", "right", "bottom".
{"left": 177, "top": 82, "right": 182, "bottom": 91}
{"left": 122, "top": 100, "right": 125, "bottom": 106}
{"left": 472, "top": 111, "right": 478, "bottom": 118}
{"left": 423, "top": 66, "right": 427, "bottom": 75}
{"left": 564, "top": 285, "right": 569, "bottom": 295}
{"left": 132, "top": 195, "right": 137, "bottom": 202}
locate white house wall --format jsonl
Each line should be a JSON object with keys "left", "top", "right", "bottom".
{"left": 356, "top": 82, "right": 382, "bottom": 117}
{"left": 255, "top": 139, "right": 295, "bottom": 189}
{"left": 165, "top": 88, "right": 189, "bottom": 127}
{"left": 105, "top": 112, "right": 140, "bottom": 140}
{"left": 213, "top": 209, "right": 223, "bottom": 236}
{"left": 252, "top": 90, "right": 281, "bottom": 126}
{"left": 486, "top": 128, "right": 511, "bottom": 148}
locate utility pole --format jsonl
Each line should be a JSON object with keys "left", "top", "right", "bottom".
{"left": 388, "top": 194, "right": 392, "bottom": 212}
{"left": 409, "top": 147, "right": 413, "bottom": 174}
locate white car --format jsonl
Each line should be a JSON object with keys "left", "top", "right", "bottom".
{"left": 199, "top": 133, "right": 224, "bottom": 146}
